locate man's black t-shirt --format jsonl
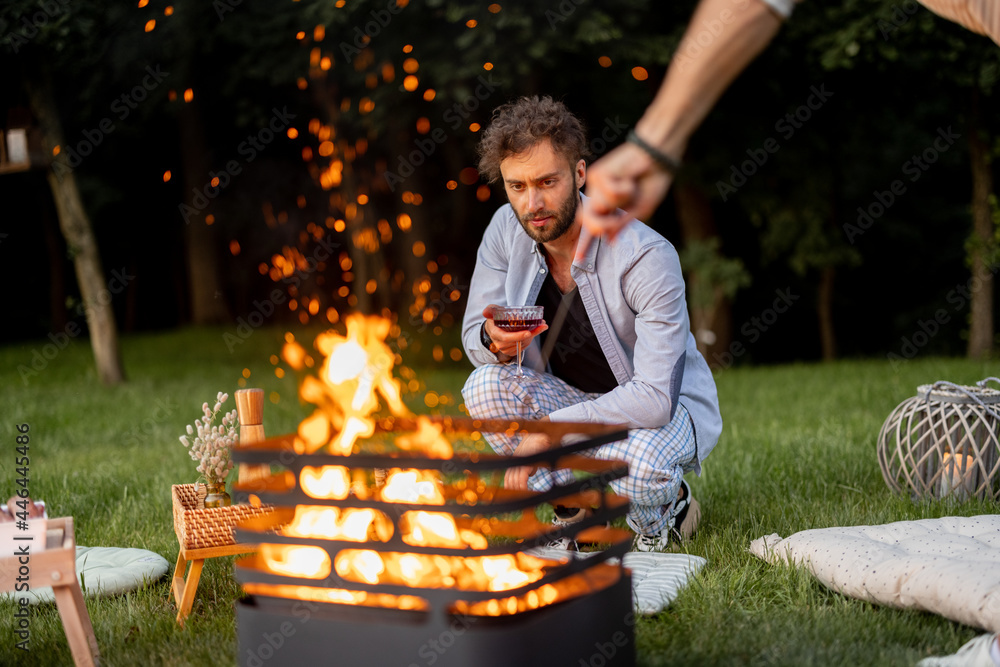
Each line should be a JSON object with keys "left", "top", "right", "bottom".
{"left": 535, "top": 272, "right": 618, "bottom": 394}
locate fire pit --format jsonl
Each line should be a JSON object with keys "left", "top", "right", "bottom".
{"left": 230, "top": 316, "right": 636, "bottom": 666}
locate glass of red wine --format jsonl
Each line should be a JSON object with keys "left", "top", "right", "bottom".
{"left": 492, "top": 305, "right": 544, "bottom": 382}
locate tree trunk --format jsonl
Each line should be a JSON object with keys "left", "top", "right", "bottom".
{"left": 175, "top": 1, "right": 229, "bottom": 325}
{"left": 26, "top": 73, "right": 126, "bottom": 386}
{"left": 674, "top": 182, "right": 733, "bottom": 367}
{"left": 967, "top": 88, "right": 995, "bottom": 360}
{"left": 38, "top": 174, "right": 68, "bottom": 333}
{"left": 817, "top": 266, "right": 837, "bottom": 361}
{"left": 177, "top": 98, "right": 230, "bottom": 324}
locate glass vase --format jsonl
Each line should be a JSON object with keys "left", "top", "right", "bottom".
{"left": 204, "top": 480, "right": 231, "bottom": 508}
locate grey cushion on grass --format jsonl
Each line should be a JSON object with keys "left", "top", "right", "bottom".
{"left": 2, "top": 546, "right": 168, "bottom": 605}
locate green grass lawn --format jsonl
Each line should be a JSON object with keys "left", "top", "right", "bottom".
{"left": 0, "top": 326, "right": 996, "bottom": 666}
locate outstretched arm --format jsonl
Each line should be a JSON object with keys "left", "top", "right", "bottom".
{"left": 579, "top": 0, "right": 999, "bottom": 257}
{"left": 580, "top": 0, "right": 788, "bottom": 252}
{"left": 918, "top": 0, "right": 1000, "bottom": 44}
{"left": 577, "top": 0, "right": 793, "bottom": 265}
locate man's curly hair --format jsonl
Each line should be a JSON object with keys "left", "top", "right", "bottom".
{"left": 477, "top": 96, "right": 589, "bottom": 184}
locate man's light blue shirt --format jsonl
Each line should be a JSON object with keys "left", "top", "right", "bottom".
{"left": 462, "top": 195, "right": 722, "bottom": 472}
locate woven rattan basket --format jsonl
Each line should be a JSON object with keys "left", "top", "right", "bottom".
{"left": 171, "top": 484, "right": 274, "bottom": 551}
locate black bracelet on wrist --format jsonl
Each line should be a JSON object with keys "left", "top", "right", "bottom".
{"left": 626, "top": 129, "right": 682, "bottom": 174}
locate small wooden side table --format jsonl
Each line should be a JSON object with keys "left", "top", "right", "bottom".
{"left": 171, "top": 538, "right": 256, "bottom": 627}
{"left": 171, "top": 388, "right": 274, "bottom": 626}
{"left": 170, "top": 484, "right": 272, "bottom": 627}
{"left": 0, "top": 517, "right": 100, "bottom": 666}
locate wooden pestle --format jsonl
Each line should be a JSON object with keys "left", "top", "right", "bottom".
{"left": 235, "top": 388, "right": 270, "bottom": 486}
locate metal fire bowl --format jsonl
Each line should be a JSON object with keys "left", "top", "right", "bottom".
{"left": 232, "top": 417, "right": 629, "bottom": 511}
{"left": 237, "top": 567, "right": 635, "bottom": 667}
{"left": 230, "top": 416, "right": 634, "bottom": 625}
{"left": 231, "top": 416, "right": 632, "bottom": 557}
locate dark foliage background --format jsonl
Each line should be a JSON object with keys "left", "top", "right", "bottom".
{"left": 1, "top": 0, "right": 997, "bottom": 365}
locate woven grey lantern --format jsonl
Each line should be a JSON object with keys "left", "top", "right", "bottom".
{"left": 877, "top": 379, "right": 1000, "bottom": 502}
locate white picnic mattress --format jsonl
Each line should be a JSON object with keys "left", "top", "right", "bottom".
{"left": 750, "top": 515, "right": 1000, "bottom": 633}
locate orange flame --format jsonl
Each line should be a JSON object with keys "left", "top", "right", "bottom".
{"left": 282, "top": 314, "right": 409, "bottom": 455}
{"left": 260, "top": 314, "right": 569, "bottom": 615}
{"left": 333, "top": 549, "right": 545, "bottom": 593}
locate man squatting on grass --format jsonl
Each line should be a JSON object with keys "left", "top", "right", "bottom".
{"left": 460, "top": 96, "right": 722, "bottom": 552}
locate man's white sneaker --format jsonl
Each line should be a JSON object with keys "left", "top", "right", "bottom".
{"left": 632, "top": 479, "right": 700, "bottom": 552}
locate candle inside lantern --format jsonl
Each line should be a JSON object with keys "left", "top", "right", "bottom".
{"left": 939, "top": 452, "right": 976, "bottom": 501}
